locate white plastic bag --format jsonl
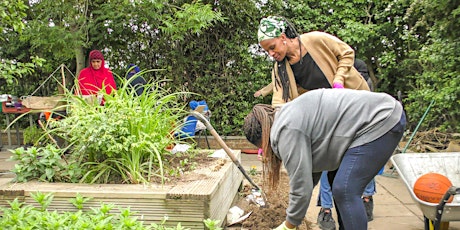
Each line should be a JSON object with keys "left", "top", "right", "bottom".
{"left": 171, "top": 144, "right": 191, "bottom": 154}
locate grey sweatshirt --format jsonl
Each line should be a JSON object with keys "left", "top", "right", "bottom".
{"left": 270, "top": 88, "right": 403, "bottom": 226}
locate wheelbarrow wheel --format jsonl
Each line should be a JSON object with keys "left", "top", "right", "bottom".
{"left": 424, "top": 216, "right": 449, "bottom": 230}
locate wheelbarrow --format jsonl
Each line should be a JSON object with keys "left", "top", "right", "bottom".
{"left": 391, "top": 152, "right": 460, "bottom": 230}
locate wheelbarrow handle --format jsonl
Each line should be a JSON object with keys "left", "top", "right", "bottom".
{"left": 433, "top": 186, "right": 460, "bottom": 230}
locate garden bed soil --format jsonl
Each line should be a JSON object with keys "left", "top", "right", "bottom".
{"left": 165, "top": 151, "right": 313, "bottom": 229}
{"left": 232, "top": 171, "right": 313, "bottom": 230}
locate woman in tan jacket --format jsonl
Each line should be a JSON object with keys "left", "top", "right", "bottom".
{"left": 256, "top": 16, "right": 369, "bottom": 108}
{"left": 256, "top": 16, "right": 371, "bottom": 230}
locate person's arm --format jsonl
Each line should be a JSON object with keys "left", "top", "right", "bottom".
{"left": 77, "top": 69, "right": 91, "bottom": 95}
{"left": 77, "top": 75, "right": 86, "bottom": 95}
{"left": 275, "top": 128, "right": 314, "bottom": 227}
{"left": 254, "top": 83, "right": 274, "bottom": 97}
{"left": 275, "top": 171, "right": 321, "bottom": 229}
{"left": 320, "top": 33, "right": 355, "bottom": 87}
{"left": 103, "top": 71, "right": 117, "bottom": 95}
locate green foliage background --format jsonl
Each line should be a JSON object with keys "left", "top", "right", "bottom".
{"left": 1, "top": 0, "right": 459, "bottom": 135}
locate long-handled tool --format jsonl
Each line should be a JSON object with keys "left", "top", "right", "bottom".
{"left": 191, "top": 111, "right": 261, "bottom": 191}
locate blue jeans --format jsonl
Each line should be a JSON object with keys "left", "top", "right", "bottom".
{"left": 317, "top": 171, "right": 334, "bottom": 209}
{"left": 331, "top": 111, "right": 406, "bottom": 230}
{"left": 317, "top": 172, "right": 376, "bottom": 209}
{"left": 363, "top": 178, "right": 376, "bottom": 197}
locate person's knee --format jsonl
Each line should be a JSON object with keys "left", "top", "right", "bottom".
{"left": 331, "top": 182, "right": 346, "bottom": 202}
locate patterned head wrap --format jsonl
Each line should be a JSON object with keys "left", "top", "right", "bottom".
{"left": 257, "top": 16, "right": 287, "bottom": 43}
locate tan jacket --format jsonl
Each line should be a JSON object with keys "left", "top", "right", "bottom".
{"left": 271, "top": 31, "right": 370, "bottom": 107}
{"left": 259, "top": 82, "right": 274, "bottom": 97}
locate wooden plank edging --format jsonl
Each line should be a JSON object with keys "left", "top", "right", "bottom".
{"left": 0, "top": 150, "right": 244, "bottom": 229}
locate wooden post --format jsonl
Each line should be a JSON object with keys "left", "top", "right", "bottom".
{"left": 59, "top": 64, "right": 66, "bottom": 94}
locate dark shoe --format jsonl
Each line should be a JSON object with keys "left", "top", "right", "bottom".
{"left": 317, "top": 208, "right": 336, "bottom": 230}
{"left": 363, "top": 196, "right": 374, "bottom": 221}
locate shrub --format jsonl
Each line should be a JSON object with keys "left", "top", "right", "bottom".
{"left": 22, "top": 125, "right": 44, "bottom": 146}
{"left": 0, "top": 192, "right": 187, "bottom": 229}
{"left": 9, "top": 145, "right": 81, "bottom": 183}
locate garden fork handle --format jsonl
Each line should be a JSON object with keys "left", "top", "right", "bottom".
{"left": 191, "top": 111, "right": 261, "bottom": 191}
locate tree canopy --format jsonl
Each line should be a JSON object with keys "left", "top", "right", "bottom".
{"left": 1, "top": 0, "right": 459, "bottom": 134}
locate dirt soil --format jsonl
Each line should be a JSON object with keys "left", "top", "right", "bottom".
{"left": 231, "top": 171, "right": 312, "bottom": 230}
{"left": 163, "top": 150, "right": 312, "bottom": 229}
{"left": 150, "top": 150, "right": 218, "bottom": 184}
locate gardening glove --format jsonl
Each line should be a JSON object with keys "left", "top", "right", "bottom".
{"left": 273, "top": 221, "right": 296, "bottom": 230}
{"left": 333, "top": 82, "right": 344, "bottom": 89}
{"left": 257, "top": 148, "right": 263, "bottom": 161}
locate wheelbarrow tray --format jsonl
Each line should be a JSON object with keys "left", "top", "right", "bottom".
{"left": 390, "top": 152, "right": 460, "bottom": 222}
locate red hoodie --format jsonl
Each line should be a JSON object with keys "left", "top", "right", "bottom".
{"left": 77, "top": 50, "right": 117, "bottom": 96}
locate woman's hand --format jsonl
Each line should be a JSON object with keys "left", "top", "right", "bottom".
{"left": 273, "top": 221, "right": 296, "bottom": 230}
{"left": 333, "top": 82, "right": 344, "bottom": 89}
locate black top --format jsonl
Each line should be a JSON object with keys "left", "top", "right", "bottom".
{"left": 291, "top": 55, "right": 370, "bottom": 90}
{"left": 291, "top": 53, "right": 331, "bottom": 90}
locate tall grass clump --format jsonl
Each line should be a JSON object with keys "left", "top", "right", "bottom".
{"left": 45, "top": 70, "right": 189, "bottom": 184}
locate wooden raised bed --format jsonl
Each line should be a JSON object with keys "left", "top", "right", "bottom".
{"left": 0, "top": 151, "right": 243, "bottom": 229}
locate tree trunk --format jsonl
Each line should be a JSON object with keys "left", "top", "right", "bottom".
{"left": 75, "top": 47, "right": 86, "bottom": 77}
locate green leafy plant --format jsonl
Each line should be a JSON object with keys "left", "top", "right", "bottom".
{"left": 150, "top": 216, "right": 187, "bottom": 230}
{"left": 203, "top": 218, "right": 223, "bottom": 230}
{"left": 9, "top": 145, "right": 81, "bottom": 182}
{"left": 31, "top": 191, "right": 54, "bottom": 211}
{"left": 0, "top": 192, "right": 188, "bottom": 229}
{"left": 248, "top": 165, "right": 258, "bottom": 176}
{"left": 69, "top": 193, "right": 93, "bottom": 210}
{"left": 22, "top": 125, "right": 44, "bottom": 146}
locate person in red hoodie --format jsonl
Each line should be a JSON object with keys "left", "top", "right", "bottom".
{"left": 77, "top": 50, "right": 117, "bottom": 104}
